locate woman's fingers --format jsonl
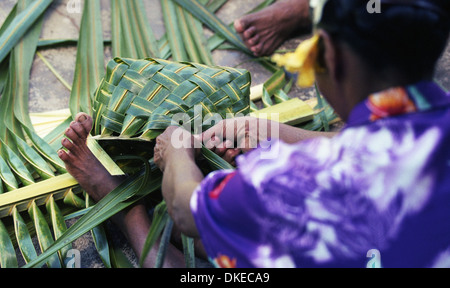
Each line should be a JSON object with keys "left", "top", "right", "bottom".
{"left": 202, "top": 118, "right": 238, "bottom": 147}
{"left": 223, "top": 148, "right": 242, "bottom": 166}
{"left": 214, "top": 139, "right": 234, "bottom": 156}
{"left": 201, "top": 117, "right": 265, "bottom": 157}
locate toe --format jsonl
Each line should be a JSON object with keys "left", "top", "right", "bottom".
{"left": 70, "top": 121, "right": 88, "bottom": 140}
{"left": 243, "top": 26, "right": 257, "bottom": 39}
{"left": 247, "top": 34, "right": 260, "bottom": 46}
{"left": 75, "top": 112, "right": 88, "bottom": 123}
{"left": 234, "top": 18, "right": 247, "bottom": 33}
{"left": 58, "top": 149, "right": 71, "bottom": 162}
{"left": 251, "top": 42, "right": 263, "bottom": 57}
{"left": 65, "top": 127, "right": 84, "bottom": 146}
{"left": 61, "top": 137, "right": 75, "bottom": 152}
{"left": 75, "top": 113, "right": 93, "bottom": 135}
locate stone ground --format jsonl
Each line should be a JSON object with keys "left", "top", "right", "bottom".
{"left": 0, "top": 0, "right": 449, "bottom": 268}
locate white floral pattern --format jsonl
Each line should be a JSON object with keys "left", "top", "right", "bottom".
{"left": 237, "top": 123, "right": 440, "bottom": 264}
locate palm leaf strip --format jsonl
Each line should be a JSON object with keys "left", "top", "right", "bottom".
{"left": 69, "top": 0, "right": 104, "bottom": 118}
{"left": 24, "top": 160, "right": 162, "bottom": 268}
{"left": 160, "top": 0, "right": 188, "bottom": 61}
{"left": 172, "top": 0, "right": 251, "bottom": 55}
{"left": 0, "top": 0, "right": 53, "bottom": 64}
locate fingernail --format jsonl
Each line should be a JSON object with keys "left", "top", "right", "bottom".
{"left": 79, "top": 114, "right": 87, "bottom": 122}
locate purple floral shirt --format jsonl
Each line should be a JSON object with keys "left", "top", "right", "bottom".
{"left": 191, "top": 81, "right": 450, "bottom": 268}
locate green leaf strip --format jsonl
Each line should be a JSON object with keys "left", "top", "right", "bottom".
{"left": 0, "top": 0, "right": 53, "bottom": 64}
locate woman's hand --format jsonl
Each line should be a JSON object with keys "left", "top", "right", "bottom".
{"left": 201, "top": 116, "right": 338, "bottom": 165}
{"left": 154, "top": 126, "right": 201, "bottom": 172}
{"left": 201, "top": 117, "right": 275, "bottom": 165}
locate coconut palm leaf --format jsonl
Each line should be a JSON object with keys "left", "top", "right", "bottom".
{"left": 69, "top": 0, "right": 104, "bottom": 118}
{"left": 45, "top": 194, "right": 71, "bottom": 266}
{"left": 0, "top": 0, "right": 76, "bottom": 238}
{"left": 139, "top": 200, "right": 170, "bottom": 267}
{"left": 12, "top": 206, "right": 38, "bottom": 264}
{"left": 0, "top": 219, "right": 17, "bottom": 267}
{"left": 129, "top": 0, "right": 160, "bottom": 58}
{"left": 187, "top": 0, "right": 215, "bottom": 65}
{"left": 111, "top": 0, "right": 159, "bottom": 59}
{"left": 157, "top": 0, "right": 227, "bottom": 61}
{"left": 11, "top": 1, "right": 44, "bottom": 131}
{"left": 297, "top": 98, "right": 339, "bottom": 131}
{"left": 86, "top": 193, "right": 112, "bottom": 268}
{"left": 205, "top": 0, "right": 228, "bottom": 13}
{"left": 28, "top": 200, "right": 61, "bottom": 268}
{"left": 0, "top": 0, "right": 43, "bottom": 140}
{"left": 154, "top": 217, "right": 174, "bottom": 268}
{"left": 182, "top": 234, "right": 196, "bottom": 268}
{"left": 168, "top": 0, "right": 214, "bottom": 65}
{"left": 160, "top": 0, "right": 188, "bottom": 61}
{"left": 0, "top": 155, "right": 19, "bottom": 192}
{"left": 24, "top": 158, "right": 162, "bottom": 268}
{"left": 43, "top": 117, "right": 73, "bottom": 151}
{"left": 175, "top": 4, "right": 203, "bottom": 63}
{"left": 260, "top": 69, "right": 289, "bottom": 108}
{"left": 172, "top": 0, "right": 251, "bottom": 54}
{"left": 201, "top": 146, "right": 234, "bottom": 170}
{"left": 0, "top": 83, "right": 119, "bottom": 271}
{"left": 0, "top": 138, "right": 35, "bottom": 187}
{"left": 12, "top": 133, "right": 55, "bottom": 180}
{"left": 0, "top": 0, "right": 52, "bottom": 64}
{"left": 92, "top": 57, "right": 251, "bottom": 141}
{"left": 36, "top": 52, "right": 72, "bottom": 91}
{"left": 0, "top": 60, "right": 9, "bottom": 95}
{"left": 22, "top": 126, "right": 67, "bottom": 174}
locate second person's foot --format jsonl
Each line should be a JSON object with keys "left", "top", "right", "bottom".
{"left": 234, "top": 0, "right": 311, "bottom": 57}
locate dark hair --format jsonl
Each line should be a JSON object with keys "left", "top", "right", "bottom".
{"left": 317, "top": 0, "right": 450, "bottom": 82}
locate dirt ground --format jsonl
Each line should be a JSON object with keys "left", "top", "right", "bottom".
{"left": 0, "top": 0, "right": 449, "bottom": 268}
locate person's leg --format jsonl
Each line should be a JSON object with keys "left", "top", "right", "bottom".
{"left": 58, "top": 113, "right": 185, "bottom": 268}
{"left": 234, "top": 0, "right": 311, "bottom": 57}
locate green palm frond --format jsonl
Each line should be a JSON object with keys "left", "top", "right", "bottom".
{"left": 24, "top": 158, "right": 162, "bottom": 268}
{"left": 172, "top": 0, "right": 251, "bottom": 55}
{"left": 0, "top": 0, "right": 114, "bottom": 268}
{"left": 111, "top": 0, "right": 160, "bottom": 59}
{"left": 0, "top": 0, "right": 53, "bottom": 64}
{"left": 69, "top": 0, "right": 104, "bottom": 118}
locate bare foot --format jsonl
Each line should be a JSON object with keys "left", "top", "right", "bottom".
{"left": 58, "top": 113, "right": 186, "bottom": 268}
{"left": 58, "top": 113, "right": 124, "bottom": 202}
{"left": 234, "top": 0, "right": 311, "bottom": 57}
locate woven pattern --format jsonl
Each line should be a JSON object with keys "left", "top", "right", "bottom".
{"left": 92, "top": 57, "right": 251, "bottom": 140}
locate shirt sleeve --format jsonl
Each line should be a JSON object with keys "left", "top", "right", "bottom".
{"left": 190, "top": 169, "right": 265, "bottom": 268}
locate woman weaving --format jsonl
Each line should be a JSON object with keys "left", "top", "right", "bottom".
{"left": 58, "top": 0, "right": 450, "bottom": 267}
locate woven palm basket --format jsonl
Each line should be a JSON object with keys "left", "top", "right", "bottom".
{"left": 92, "top": 57, "right": 251, "bottom": 141}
